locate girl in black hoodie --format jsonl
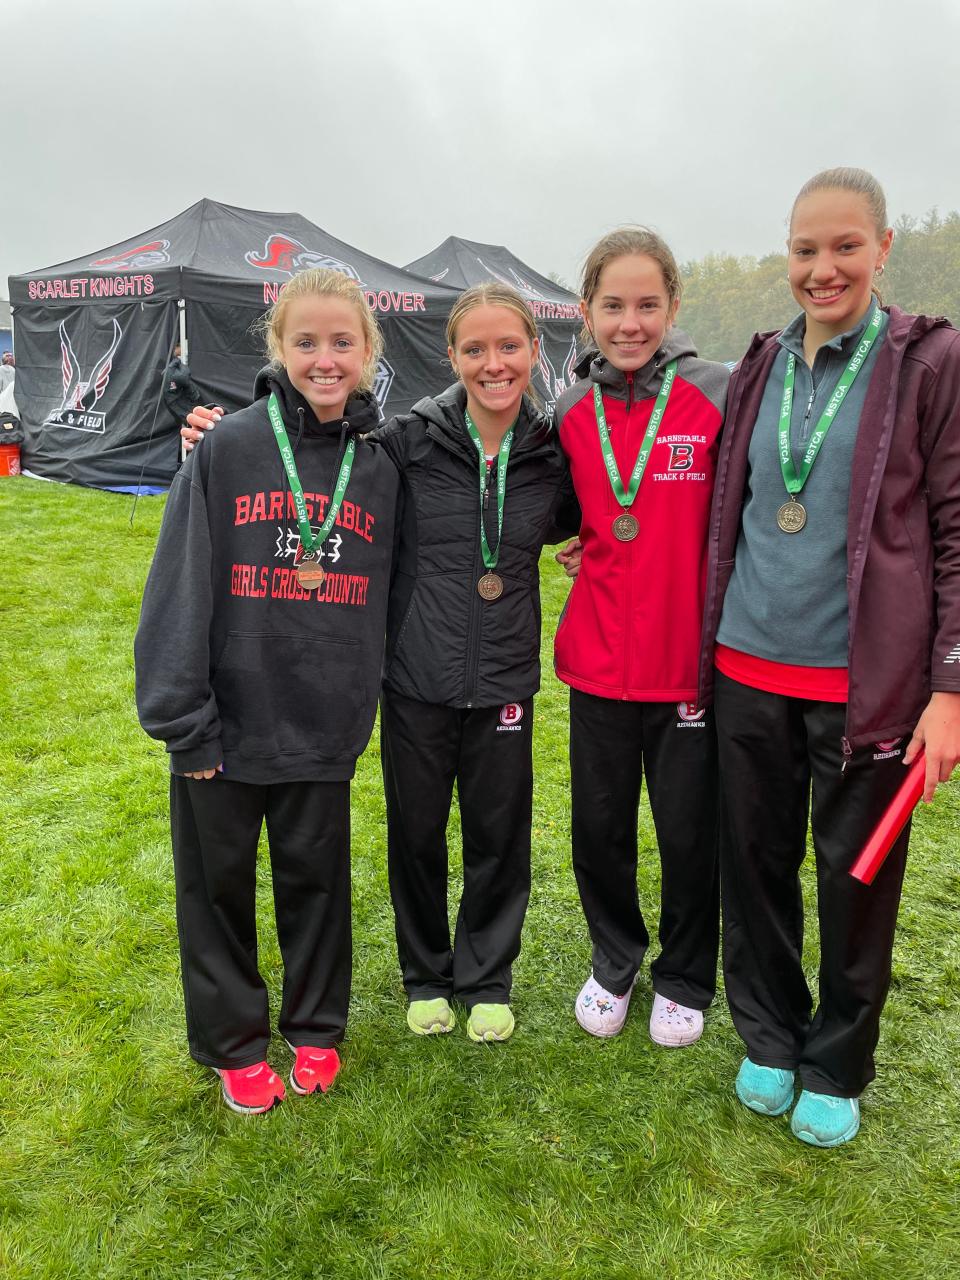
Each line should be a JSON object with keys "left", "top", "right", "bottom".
{"left": 136, "top": 269, "right": 399, "bottom": 1115}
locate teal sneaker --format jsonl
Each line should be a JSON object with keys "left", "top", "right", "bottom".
{"left": 406, "top": 998, "right": 456, "bottom": 1036}
{"left": 791, "top": 1091, "right": 860, "bottom": 1147}
{"left": 466, "top": 1003, "right": 515, "bottom": 1043}
{"left": 735, "top": 1057, "right": 795, "bottom": 1116}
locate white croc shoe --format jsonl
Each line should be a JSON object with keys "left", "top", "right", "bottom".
{"left": 649, "top": 992, "right": 704, "bottom": 1047}
{"left": 574, "top": 973, "right": 637, "bottom": 1038}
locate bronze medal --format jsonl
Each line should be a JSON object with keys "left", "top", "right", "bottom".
{"left": 612, "top": 513, "right": 639, "bottom": 542}
{"left": 776, "top": 499, "right": 807, "bottom": 534}
{"left": 477, "top": 572, "right": 504, "bottom": 601}
{"left": 296, "top": 553, "right": 325, "bottom": 590}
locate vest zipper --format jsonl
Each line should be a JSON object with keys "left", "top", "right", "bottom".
{"left": 799, "top": 355, "right": 825, "bottom": 444}
{"left": 465, "top": 463, "right": 494, "bottom": 707}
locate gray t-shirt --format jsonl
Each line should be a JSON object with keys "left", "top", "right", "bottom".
{"left": 717, "top": 302, "right": 885, "bottom": 667}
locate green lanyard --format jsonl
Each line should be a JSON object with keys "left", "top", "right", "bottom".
{"left": 594, "top": 359, "right": 678, "bottom": 508}
{"left": 779, "top": 307, "right": 886, "bottom": 497}
{"left": 267, "top": 391, "right": 356, "bottom": 557}
{"left": 463, "top": 410, "right": 515, "bottom": 571}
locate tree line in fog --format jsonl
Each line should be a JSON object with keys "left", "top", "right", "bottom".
{"left": 678, "top": 209, "right": 960, "bottom": 361}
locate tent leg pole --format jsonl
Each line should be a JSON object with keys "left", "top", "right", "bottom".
{"left": 179, "top": 301, "right": 187, "bottom": 464}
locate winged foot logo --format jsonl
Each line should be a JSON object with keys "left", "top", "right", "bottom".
{"left": 536, "top": 336, "right": 578, "bottom": 413}
{"left": 45, "top": 319, "right": 123, "bottom": 433}
{"left": 475, "top": 258, "right": 546, "bottom": 301}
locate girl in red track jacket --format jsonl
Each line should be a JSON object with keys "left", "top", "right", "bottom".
{"left": 553, "top": 228, "right": 729, "bottom": 1047}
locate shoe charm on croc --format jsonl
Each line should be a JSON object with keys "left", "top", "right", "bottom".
{"left": 574, "top": 973, "right": 637, "bottom": 1038}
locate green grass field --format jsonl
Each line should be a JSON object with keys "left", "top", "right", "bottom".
{"left": 1, "top": 478, "right": 958, "bottom": 1279}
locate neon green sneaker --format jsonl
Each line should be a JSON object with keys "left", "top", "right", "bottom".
{"left": 467, "top": 1003, "right": 515, "bottom": 1043}
{"left": 406, "top": 998, "right": 456, "bottom": 1036}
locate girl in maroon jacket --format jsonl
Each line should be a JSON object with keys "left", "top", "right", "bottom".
{"left": 702, "top": 168, "right": 960, "bottom": 1147}
{"left": 553, "top": 229, "right": 729, "bottom": 1048}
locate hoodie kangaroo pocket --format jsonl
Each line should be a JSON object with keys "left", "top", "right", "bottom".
{"left": 214, "top": 631, "right": 365, "bottom": 759}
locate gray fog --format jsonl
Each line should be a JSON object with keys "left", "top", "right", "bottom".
{"left": 4, "top": 0, "right": 960, "bottom": 294}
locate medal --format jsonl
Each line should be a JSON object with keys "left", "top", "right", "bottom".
{"left": 594, "top": 360, "right": 678, "bottom": 540}
{"left": 777, "top": 306, "right": 886, "bottom": 529}
{"left": 463, "top": 409, "right": 516, "bottom": 604}
{"left": 477, "top": 572, "right": 504, "bottom": 601}
{"left": 267, "top": 392, "right": 356, "bottom": 589}
{"left": 612, "top": 513, "right": 639, "bottom": 541}
{"left": 776, "top": 499, "right": 807, "bottom": 534}
{"left": 296, "top": 551, "right": 326, "bottom": 589}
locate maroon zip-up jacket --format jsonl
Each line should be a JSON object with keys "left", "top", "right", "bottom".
{"left": 699, "top": 306, "right": 960, "bottom": 754}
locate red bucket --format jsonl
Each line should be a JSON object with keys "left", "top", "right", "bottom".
{"left": 0, "top": 444, "right": 21, "bottom": 476}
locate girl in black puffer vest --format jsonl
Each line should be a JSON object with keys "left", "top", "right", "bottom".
{"left": 372, "top": 284, "right": 578, "bottom": 1043}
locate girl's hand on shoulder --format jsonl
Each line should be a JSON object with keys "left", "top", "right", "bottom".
{"left": 181, "top": 405, "right": 223, "bottom": 452}
{"left": 555, "top": 537, "right": 583, "bottom": 580}
{"left": 903, "top": 691, "right": 960, "bottom": 801}
{"left": 183, "top": 764, "right": 223, "bottom": 780}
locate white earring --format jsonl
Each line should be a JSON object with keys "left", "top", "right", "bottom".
{"left": 875, "top": 264, "right": 885, "bottom": 277}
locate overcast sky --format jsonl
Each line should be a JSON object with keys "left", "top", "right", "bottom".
{"left": 4, "top": 0, "right": 960, "bottom": 298}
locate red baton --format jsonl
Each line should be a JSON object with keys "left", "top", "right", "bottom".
{"left": 849, "top": 751, "right": 926, "bottom": 885}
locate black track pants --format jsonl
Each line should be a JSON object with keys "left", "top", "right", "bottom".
{"left": 380, "top": 689, "right": 533, "bottom": 1007}
{"left": 170, "top": 775, "right": 351, "bottom": 1068}
{"left": 569, "top": 689, "right": 720, "bottom": 1007}
{"left": 714, "top": 672, "right": 911, "bottom": 1097}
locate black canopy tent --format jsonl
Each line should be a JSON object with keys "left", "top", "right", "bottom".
{"left": 404, "top": 236, "right": 582, "bottom": 412}
{"left": 9, "top": 200, "right": 460, "bottom": 490}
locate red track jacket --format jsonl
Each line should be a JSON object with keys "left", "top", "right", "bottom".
{"left": 554, "top": 330, "right": 729, "bottom": 703}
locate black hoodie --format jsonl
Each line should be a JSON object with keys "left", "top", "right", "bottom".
{"left": 135, "top": 369, "right": 399, "bottom": 783}
{"left": 371, "top": 383, "right": 579, "bottom": 708}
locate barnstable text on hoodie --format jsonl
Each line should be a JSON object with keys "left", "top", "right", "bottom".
{"left": 230, "top": 486, "right": 378, "bottom": 606}
{"left": 234, "top": 488, "right": 377, "bottom": 541}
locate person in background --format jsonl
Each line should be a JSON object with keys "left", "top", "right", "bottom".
{"left": 702, "top": 167, "right": 960, "bottom": 1147}
{"left": 0, "top": 351, "right": 14, "bottom": 395}
{"left": 162, "top": 342, "right": 204, "bottom": 428}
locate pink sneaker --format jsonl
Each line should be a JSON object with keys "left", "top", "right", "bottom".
{"left": 287, "top": 1043, "right": 341, "bottom": 1095}
{"left": 215, "top": 1062, "right": 285, "bottom": 1115}
{"left": 574, "top": 973, "right": 638, "bottom": 1038}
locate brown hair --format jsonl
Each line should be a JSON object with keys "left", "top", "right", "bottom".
{"left": 579, "top": 227, "right": 682, "bottom": 346}
{"left": 259, "top": 268, "right": 383, "bottom": 393}
{"left": 445, "top": 281, "right": 538, "bottom": 351}
{"left": 790, "top": 167, "right": 889, "bottom": 237}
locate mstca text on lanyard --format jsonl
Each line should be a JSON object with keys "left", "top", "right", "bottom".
{"left": 776, "top": 307, "right": 887, "bottom": 534}
{"left": 267, "top": 391, "right": 357, "bottom": 590}
{"left": 463, "top": 410, "right": 516, "bottom": 601}
{"left": 594, "top": 359, "right": 678, "bottom": 542}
